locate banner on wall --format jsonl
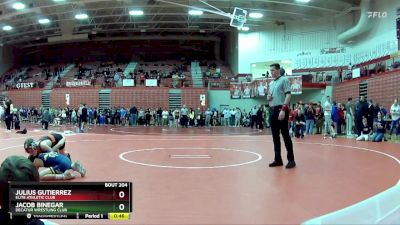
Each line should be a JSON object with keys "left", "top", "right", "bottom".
{"left": 200, "top": 94, "right": 206, "bottom": 106}
{"left": 230, "top": 82, "right": 242, "bottom": 99}
{"left": 65, "top": 94, "right": 70, "bottom": 106}
{"left": 288, "top": 76, "right": 302, "bottom": 95}
{"left": 16, "top": 82, "right": 35, "bottom": 89}
{"left": 254, "top": 79, "right": 270, "bottom": 97}
{"left": 66, "top": 79, "right": 91, "bottom": 87}
{"left": 241, "top": 82, "right": 255, "bottom": 99}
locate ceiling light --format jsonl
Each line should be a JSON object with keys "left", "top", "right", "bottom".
{"left": 296, "top": 0, "right": 311, "bottom": 3}
{"left": 252, "top": 64, "right": 257, "bottom": 68}
{"left": 2, "top": 25, "right": 13, "bottom": 31}
{"left": 12, "top": 2, "right": 25, "bottom": 10}
{"left": 129, "top": 10, "right": 144, "bottom": 16}
{"left": 75, "top": 13, "right": 88, "bottom": 20}
{"left": 38, "top": 18, "right": 50, "bottom": 24}
{"left": 241, "top": 26, "right": 250, "bottom": 31}
{"left": 189, "top": 10, "right": 203, "bottom": 16}
{"left": 249, "top": 12, "right": 263, "bottom": 19}
{"left": 281, "top": 60, "right": 292, "bottom": 64}
{"left": 53, "top": 0, "right": 66, "bottom": 2}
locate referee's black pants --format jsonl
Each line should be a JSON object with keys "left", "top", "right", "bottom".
{"left": 269, "top": 106, "right": 295, "bottom": 163}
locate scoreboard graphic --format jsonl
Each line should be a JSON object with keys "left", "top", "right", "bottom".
{"left": 8, "top": 182, "right": 132, "bottom": 220}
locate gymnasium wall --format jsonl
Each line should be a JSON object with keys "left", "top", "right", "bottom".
{"left": 237, "top": 0, "right": 399, "bottom": 73}
{"left": 7, "top": 87, "right": 208, "bottom": 110}
{"left": 51, "top": 88, "right": 99, "bottom": 108}
{"left": 333, "top": 71, "right": 400, "bottom": 109}
{"left": 110, "top": 88, "right": 169, "bottom": 109}
{"left": 7, "top": 89, "right": 42, "bottom": 107}
{"left": 181, "top": 88, "right": 208, "bottom": 110}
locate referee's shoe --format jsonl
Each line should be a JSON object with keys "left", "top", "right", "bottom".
{"left": 286, "top": 161, "right": 296, "bottom": 169}
{"left": 269, "top": 161, "right": 296, "bottom": 169}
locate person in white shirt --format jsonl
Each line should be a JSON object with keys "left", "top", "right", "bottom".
{"left": 324, "top": 96, "right": 335, "bottom": 137}
{"left": 173, "top": 108, "right": 180, "bottom": 128}
{"left": 235, "top": 108, "right": 241, "bottom": 127}
{"left": 162, "top": 109, "right": 169, "bottom": 126}
{"left": 230, "top": 108, "right": 236, "bottom": 127}
{"left": 205, "top": 108, "right": 212, "bottom": 127}
{"left": 389, "top": 97, "right": 400, "bottom": 138}
{"left": 223, "top": 108, "right": 230, "bottom": 127}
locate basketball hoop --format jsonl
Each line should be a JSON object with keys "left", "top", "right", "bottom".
{"left": 230, "top": 7, "right": 248, "bottom": 29}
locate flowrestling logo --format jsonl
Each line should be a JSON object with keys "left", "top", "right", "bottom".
{"left": 367, "top": 11, "right": 387, "bottom": 19}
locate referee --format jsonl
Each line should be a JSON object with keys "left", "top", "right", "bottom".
{"left": 267, "top": 64, "right": 296, "bottom": 169}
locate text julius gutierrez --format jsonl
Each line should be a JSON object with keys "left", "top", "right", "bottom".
{"left": 367, "top": 11, "right": 387, "bottom": 19}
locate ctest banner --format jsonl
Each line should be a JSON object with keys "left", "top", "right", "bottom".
{"left": 8, "top": 182, "right": 132, "bottom": 220}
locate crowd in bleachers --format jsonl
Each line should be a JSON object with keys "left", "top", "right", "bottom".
{"left": 54, "top": 60, "right": 193, "bottom": 88}
{"left": 1, "top": 59, "right": 235, "bottom": 90}
{"left": 1, "top": 64, "right": 67, "bottom": 90}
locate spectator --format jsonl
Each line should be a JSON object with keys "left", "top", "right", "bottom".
{"left": 367, "top": 100, "right": 375, "bottom": 129}
{"left": 323, "top": 96, "right": 333, "bottom": 137}
{"left": 337, "top": 103, "right": 345, "bottom": 135}
{"left": 294, "top": 109, "right": 305, "bottom": 139}
{"left": 205, "top": 108, "right": 212, "bottom": 127}
{"left": 305, "top": 103, "right": 315, "bottom": 135}
{"left": 41, "top": 109, "right": 51, "bottom": 130}
{"left": 315, "top": 101, "right": 324, "bottom": 134}
{"left": 389, "top": 97, "right": 400, "bottom": 139}
{"left": 355, "top": 96, "right": 368, "bottom": 136}
{"left": 372, "top": 111, "right": 386, "bottom": 142}
{"left": 129, "top": 106, "right": 138, "bottom": 126}
{"left": 356, "top": 117, "right": 372, "bottom": 141}
{"left": 345, "top": 98, "right": 354, "bottom": 136}
{"left": 162, "top": 108, "right": 169, "bottom": 126}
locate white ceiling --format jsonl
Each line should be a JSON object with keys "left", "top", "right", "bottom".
{"left": 0, "top": 0, "right": 360, "bottom": 46}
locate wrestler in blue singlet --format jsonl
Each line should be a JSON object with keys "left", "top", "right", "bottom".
{"left": 38, "top": 152, "right": 71, "bottom": 174}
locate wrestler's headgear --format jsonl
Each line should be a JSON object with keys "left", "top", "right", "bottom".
{"left": 24, "top": 138, "right": 37, "bottom": 153}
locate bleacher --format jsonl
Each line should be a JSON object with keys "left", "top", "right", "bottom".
{"left": 1, "top": 64, "right": 69, "bottom": 90}
{"left": 1, "top": 60, "right": 235, "bottom": 90}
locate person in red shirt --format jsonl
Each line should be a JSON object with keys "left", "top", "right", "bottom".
{"left": 337, "top": 103, "right": 345, "bottom": 135}
{"left": 314, "top": 101, "right": 323, "bottom": 134}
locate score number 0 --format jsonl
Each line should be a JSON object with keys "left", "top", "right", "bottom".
{"left": 118, "top": 191, "right": 125, "bottom": 211}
